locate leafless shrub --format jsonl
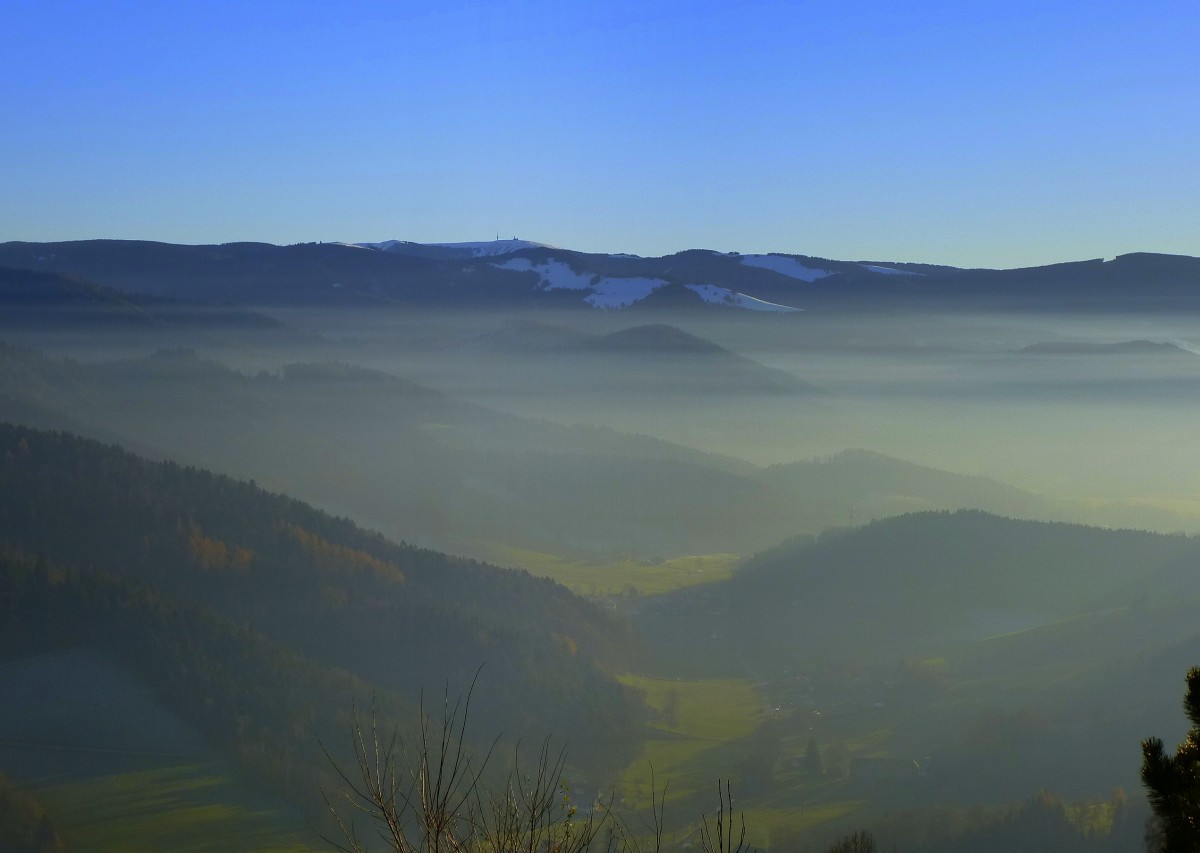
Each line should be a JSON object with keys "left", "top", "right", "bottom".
{"left": 322, "top": 684, "right": 746, "bottom": 853}
{"left": 698, "top": 781, "right": 752, "bottom": 853}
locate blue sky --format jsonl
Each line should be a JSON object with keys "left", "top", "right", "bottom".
{"left": 3, "top": 0, "right": 1196, "bottom": 267}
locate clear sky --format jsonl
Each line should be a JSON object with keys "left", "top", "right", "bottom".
{"left": 3, "top": 0, "right": 1197, "bottom": 267}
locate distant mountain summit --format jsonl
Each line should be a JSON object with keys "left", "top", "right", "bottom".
{"left": 580, "top": 323, "right": 818, "bottom": 394}
{"left": 355, "top": 238, "right": 555, "bottom": 259}
{"left": 471, "top": 320, "right": 817, "bottom": 395}
{"left": 585, "top": 323, "right": 728, "bottom": 355}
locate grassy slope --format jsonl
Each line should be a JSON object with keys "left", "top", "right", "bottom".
{"left": 612, "top": 674, "right": 871, "bottom": 849}
{"left": 34, "top": 763, "right": 322, "bottom": 853}
{"left": 0, "top": 649, "right": 321, "bottom": 852}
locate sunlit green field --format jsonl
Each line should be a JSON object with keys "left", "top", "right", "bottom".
{"left": 32, "top": 760, "right": 322, "bottom": 853}
{"left": 616, "top": 674, "right": 762, "bottom": 804}
{"left": 610, "top": 674, "right": 878, "bottom": 848}
{"left": 487, "top": 547, "right": 740, "bottom": 595}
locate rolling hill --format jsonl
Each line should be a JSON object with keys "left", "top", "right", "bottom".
{"left": 638, "top": 510, "right": 1198, "bottom": 672}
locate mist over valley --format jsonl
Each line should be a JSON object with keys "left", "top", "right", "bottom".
{"left": 1, "top": 237, "right": 1199, "bottom": 851}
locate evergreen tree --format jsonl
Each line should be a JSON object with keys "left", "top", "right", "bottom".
{"left": 1141, "top": 666, "right": 1200, "bottom": 852}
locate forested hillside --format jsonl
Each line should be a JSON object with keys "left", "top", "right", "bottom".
{"left": 0, "top": 551, "right": 410, "bottom": 814}
{"left": 0, "top": 423, "right": 645, "bottom": 776}
{"left": 0, "top": 265, "right": 292, "bottom": 337}
{"left": 631, "top": 509, "right": 1200, "bottom": 830}
{"left": 641, "top": 510, "right": 1195, "bottom": 670}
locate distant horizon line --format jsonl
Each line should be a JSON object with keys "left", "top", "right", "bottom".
{"left": 4, "top": 235, "right": 1197, "bottom": 272}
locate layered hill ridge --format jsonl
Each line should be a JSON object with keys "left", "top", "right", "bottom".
{"left": 473, "top": 321, "right": 817, "bottom": 395}
{"left": 588, "top": 323, "right": 738, "bottom": 354}
{"left": 0, "top": 343, "right": 1064, "bottom": 559}
{"left": 0, "top": 265, "right": 294, "bottom": 338}
{"left": 580, "top": 323, "right": 818, "bottom": 393}
{"left": 1, "top": 239, "right": 1196, "bottom": 312}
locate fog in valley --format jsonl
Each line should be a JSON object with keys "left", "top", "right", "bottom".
{"left": 52, "top": 304, "right": 1196, "bottom": 534}
{"left": 357, "top": 308, "right": 1200, "bottom": 504}
{"left": 4, "top": 298, "right": 1200, "bottom": 852}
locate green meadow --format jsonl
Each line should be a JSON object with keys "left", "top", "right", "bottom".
{"left": 488, "top": 547, "right": 740, "bottom": 596}
{"left": 617, "top": 674, "right": 761, "bottom": 803}
{"left": 0, "top": 649, "right": 323, "bottom": 852}
{"left": 612, "top": 674, "right": 877, "bottom": 847}
{"left": 32, "top": 759, "right": 322, "bottom": 853}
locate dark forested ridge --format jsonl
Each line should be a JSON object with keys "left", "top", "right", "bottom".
{"left": 0, "top": 241, "right": 544, "bottom": 307}
{"left": 0, "top": 265, "right": 291, "bottom": 333}
{"left": 0, "top": 422, "right": 645, "bottom": 775}
{"left": 1, "top": 239, "right": 1197, "bottom": 312}
{"left": 0, "top": 266, "right": 159, "bottom": 326}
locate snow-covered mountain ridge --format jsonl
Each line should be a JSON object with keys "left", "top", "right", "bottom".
{"left": 1, "top": 239, "right": 1196, "bottom": 313}
{"left": 345, "top": 238, "right": 926, "bottom": 312}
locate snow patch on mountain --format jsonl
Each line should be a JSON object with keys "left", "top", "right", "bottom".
{"left": 586, "top": 278, "right": 668, "bottom": 309}
{"left": 353, "top": 240, "right": 409, "bottom": 251}
{"left": 685, "top": 284, "right": 802, "bottom": 313}
{"left": 859, "top": 263, "right": 920, "bottom": 276}
{"left": 494, "top": 258, "right": 594, "bottom": 290}
{"left": 431, "top": 239, "right": 552, "bottom": 256}
{"left": 494, "top": 258, "right": 666, "bottom": 307}
{"left": 740, "top": 254, "right": 830, "bottom": 282}
{"left": 357, "top": 239, "right": 551, "bottom": 256}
